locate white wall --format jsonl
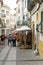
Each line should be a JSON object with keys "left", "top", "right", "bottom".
{"left": 20, "top": 0, "right": 23, "bottom": 24}
{"left": 31, "top": 13, "right": 37, "bottom": 36}
{"left": 1, "top": 5, "right": 10, "bottom": 35}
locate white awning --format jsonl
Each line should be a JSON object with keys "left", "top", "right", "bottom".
{"left": 15, "top": 25, "right": 31, "bottom": 32}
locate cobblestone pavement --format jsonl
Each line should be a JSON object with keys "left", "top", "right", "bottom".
{"left": 0, "top": 44, "right": 43, "bottom": 65}
{"left": 0, "top": 45, "right": 6, "bottom": 53}
{"left": 16, "top": 47, "right": 43, "bottom": 65}
{"left": 0, "top": 39, "right": 8, "bottom": 53}
{"left": 0, "top": 46, "right": 16, "bottom": 65}
{"left": 16, "top": 47, "right": 41, "bottom": 60}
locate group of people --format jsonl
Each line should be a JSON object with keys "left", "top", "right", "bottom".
{"left": 0, "top": 33, "right": 17, "bottom": 47}
{"left": 8, "top": 33, "right": 17, "bottom": 47}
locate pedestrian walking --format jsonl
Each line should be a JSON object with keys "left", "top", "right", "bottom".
{"left": 8, "top": 34, "right": 12, "bottom": 46}
{"left": 1, "top": 34, "right": 6, "bottom": 45}
{"left": 12, "top": 33, "right": 17, "bottom": 47}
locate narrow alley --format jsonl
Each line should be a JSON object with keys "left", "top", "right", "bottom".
{"left": 0, "top": 0, "right": 43, "bottom": 65}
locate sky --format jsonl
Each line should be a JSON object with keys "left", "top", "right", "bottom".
{"left": 3, "top": 0, "right": 17, "bottom": 14}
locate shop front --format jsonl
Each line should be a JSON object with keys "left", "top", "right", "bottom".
{"left": 16, "top": 25, "right": 32, "bottom": 49}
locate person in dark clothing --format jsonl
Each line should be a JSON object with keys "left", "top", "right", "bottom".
{"left": 12, "top": 34, "right": 17, "bottom": 47}
{"left": 1, "top": 34, "right": 6, "bottom": 45}
{"left": 8, "top": 34, "right": 12, "bottom": 46}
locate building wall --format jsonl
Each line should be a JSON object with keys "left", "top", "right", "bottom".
{"left": 16, "top": 0, "right": 28, "bottom": 28}
{"left": 0, "top": 0, "right": 3, "bottom": 36}
{"left": 1, "top": 4, "right": 10, "bottom": 35}
{"left": 10, "top": 14, "right": 16, "bottom": 33}
{"left": 20, "top": 0, "right": 23, "bottom": 25}
{"left": 31, "top": 2, "right": 43, "bottom": 58}
{"left": 31, "top": 4, "right": 39, "bottom": 50}
{"left": 16, "top": 0, "right": 23, "bottom": 27}
{"left": 38, "top": 2, "right": 43, "bottom": 58}
{"left": 16, "top": 0, "right": 20, "bottom": 28}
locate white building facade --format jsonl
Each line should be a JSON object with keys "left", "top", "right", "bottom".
{"left": 16, "top": 0, "right": 28, "bottom": 28}
{"left": 10, "top": 14, "right": 16, "bottom": 33}
{"left": 1, "top": 4, "right": 10, "bottom": 35}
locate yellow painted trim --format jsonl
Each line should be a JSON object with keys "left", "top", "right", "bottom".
{"left": 39, "top": 39, "right": 43, "bottom": 59}
{"left": 36, "top": 11, "right": 40, "bottom": 24}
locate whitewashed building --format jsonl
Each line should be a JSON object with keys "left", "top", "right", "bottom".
{"left": 10, "top": 14, "right": 16, "bottom": 33}
{"left": 1, "top": 4, "right": 10, "bottom": 35}
{"left": 16, "top": 0, "right": 29, "bottom": 28}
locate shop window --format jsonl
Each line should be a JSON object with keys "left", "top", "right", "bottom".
{"left": 2, "top": 30, "right": 5, "bottom": 34}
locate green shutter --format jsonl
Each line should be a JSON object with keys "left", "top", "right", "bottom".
{"left": 41, "top": 12, "right": 43, "bottom": 33}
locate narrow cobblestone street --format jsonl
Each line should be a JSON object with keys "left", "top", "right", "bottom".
{"left": 0, "top": 0, "right": 43, "bottom": 65}
{"left": 0, "top": 43, "right": 43, "bottom": 65}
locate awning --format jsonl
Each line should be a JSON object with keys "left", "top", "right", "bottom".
{"left": 14, "top": 25, "right": 31, "bottom": 32}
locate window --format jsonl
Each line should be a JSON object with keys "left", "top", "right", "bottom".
{"left": 18, "top": 8, "right": 20, "bottom": 13}
{"left": 1, "top": 19, "right": 6, "bottom": 28}
{"left": 17, "top": 21, "right": 20, "bottom": 26}
{"left": 1, "top": 10, "right": 6, "bottom": 18}
{"left": 6, "top": 20, "right": 9, "bottom": 25}
{"left": 6, "top": 11, "right": 9, "bottom": 15}
{"left": 1, "top": 19, "right": 5, "bottom": 22}
{"left": 6, "top": 29, "right": 9, "bottom": 35}
{"left": 1, "top": 14, "right": 6, "bottom": 18}
{"left": 1, "top": 10, "right": 5, "bottom": 13}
